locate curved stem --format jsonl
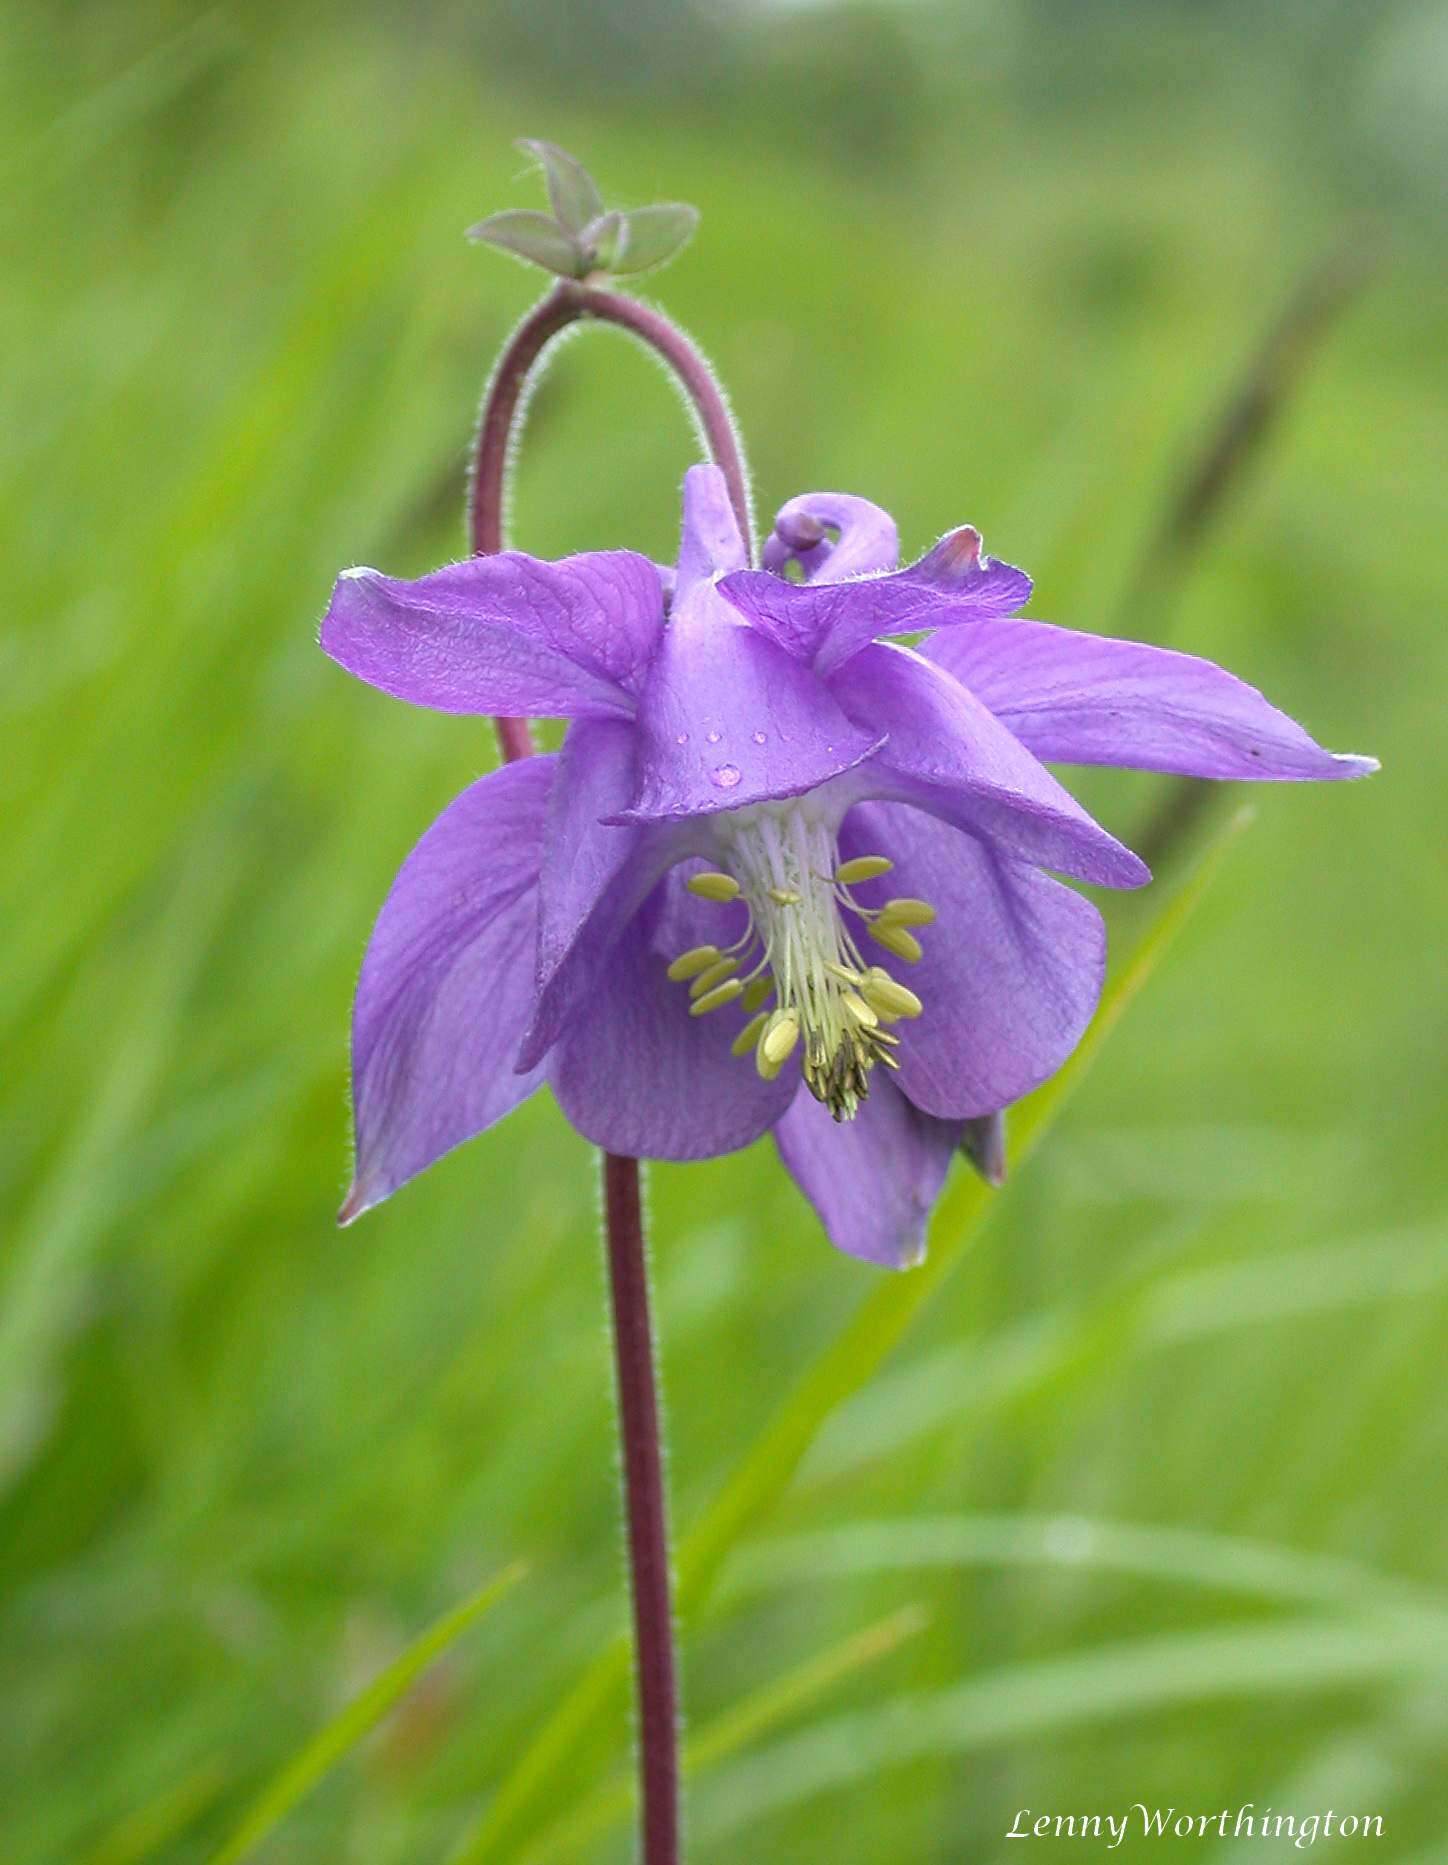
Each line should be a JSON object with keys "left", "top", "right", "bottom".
{"left": 469, "top": 278, "right": 737, "bottom": 1864}
{"left": 472, "top": 280, "right": 753, "bottom": 767}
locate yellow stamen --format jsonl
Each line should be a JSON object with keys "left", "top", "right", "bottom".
{"left": 841, "top": 990, "right": 878, "bottom": 1029}
{"left": 689, "top": 957, "right": 740, "bottom": 997}
{"left": 741, "top": 975, "right": 775, "bottom": 1012}
{"left": 835, "top": 855, "right": 893, "bottom": 885}
{"left": 667, "top": 944, "right": 721, "bottom": 982}
{"left": 877, "top": 897, "right": 936, "bottom": 928}
{"left": 860, "top": 970, "right": 923, "bottom": 1019}
{"left": 686, "top": 871, "right": 741, "bottom": 903}
{"left": 756, "top": 1048, "right": 784, "bottom": 1081}
{"left": 690, "top": 979, "right": 744, "bottom": 1017}
{"left": 731, "top": 1012, "right": 770, "bottom": 1057}
{"left": 825, "top": 961, "right": 863, "bottom": 985}
{"left": 760, "top": 1012, "right": 801, "bottom": 1066}
{"left": 767, "top": 886, "right": 801, "bottom": 906}
{"left": 868, "top": 922, "right": 923, "bottom": 964}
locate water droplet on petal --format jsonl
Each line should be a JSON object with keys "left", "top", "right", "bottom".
{"left": 676, "top": 732, "right": 689, "bottom": 746}
{"left": 711, "top": 763, "right": 742, "bottom": 790}
{"left": 752, "top": 730, "right": 767, "bottom": 744}
{"left": 705, "top": 729, "right": 722, "bottom": 745}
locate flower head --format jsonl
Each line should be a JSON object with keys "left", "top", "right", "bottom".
{"left": 321, "top": 467, "right": 1374, "bottom": 1266}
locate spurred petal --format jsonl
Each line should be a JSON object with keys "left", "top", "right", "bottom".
{"left": 341, "top": 756, "right": 555, "bottom": 1222}
{"left": 675, "top": 463, "right": 749, "bottom": 597}
{"left": 720, "top": 524, "right": 1030, "bottom": 676}
{"left": 774, "top": 1076, "right": 962, "bottom": 1269}
{"left": 521, "top": 717, "right": 704, "bottom": 1070}
{"left": 837, "top": 801, "right": 1106, "bottom": 1120}
{"left": 615, "top": 585, "right": 882, "bottom": 823}
{"left": 761, "top": 492, "right": 900, "bottom": 585}
{"left": 551, "top": 871, "right": 796, "bottom": 1160}
{"left": 321, "top": 549, "right": 665, "bottom": 719}
{"left": 924, "top": 619, "right": 1378, "bottom": 781}
{"left": 831, "top": 645, "right": 1149, "bottom": 889}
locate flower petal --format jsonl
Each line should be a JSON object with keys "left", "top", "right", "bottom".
{"left": 613, "top": 583, "right": 883, "bottom": 824}
{"left": 761, "top": 491, "right": 900, "bottom": 587}
{"left": 924, "top": 619, "right": 1378, "bottom": 781}
{"left": 720, "top": 524, "right": 1030, "bottom": 676}
{"left": 773, "top": 1076, "right": 962, "bottom": 1269}
{"left": 321, "top": 549, "right": 665, "bottom": 719}
{"left": 837, "top": 801, "right": 1106, "bottom": 1120}
{"left": 676, "top": 463, "right": 749, "bottom": 596}
{"left": 550, "top": 869, "right": 796, "bottom": 1160}
{"left": 341, "top": 755, "right": 556, "bottom": 1222}
{"left": 520, "top": 716, "right": 704, "bottom": 1071}
{"left": 831, "top": 644, "right": 1149, "bottom": 888}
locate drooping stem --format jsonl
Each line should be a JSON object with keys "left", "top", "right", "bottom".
{"left": 602, "top": 1152, "right": 679, "bottom": 1865}
{"left": 472, "top": 280, "right": 752, "bottom": 769}
{"left": 468, "top": 277, "right": 742, "bottom": 1864}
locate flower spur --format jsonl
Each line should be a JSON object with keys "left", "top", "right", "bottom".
{"left": 321, "top": 465, "right": 1374, "bottom": 1267}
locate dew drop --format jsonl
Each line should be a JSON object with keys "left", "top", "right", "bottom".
{"left": 675, "top": 732, "right": 689, "bottom": 745}
{"left": 711, "top": 763, "right": 742, "bottom": 790}
{"left": 752, "top": 730, "right": 767, "bottom": 744}
{"left": 705, "top": 729, "right": 722, "bottom": 745}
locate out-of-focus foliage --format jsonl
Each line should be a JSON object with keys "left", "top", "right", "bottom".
{"left": 1, "top": 0, "right": 1444, "bottom": 1860}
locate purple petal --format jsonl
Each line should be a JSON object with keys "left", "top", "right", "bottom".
{"left": 341, "top": 755, "right": 555, "bottom": 1222}
{"left": 520, "top": 717, "right": 704, "bottom": 1070}
{"left": 551, "top": 870, "right": 796, "bottom": 1160}
{"left": 774, "top": 1076, "right": 962, "bottom": 1269}
{"left": 832, "top": 645, "right": 1149, "bottom": 889}
{"left": 613, "top": 580, "right": 883, "bottom": 824}
{"left": 924, "top": 619, "right": 1378, "bottom": 781}
{"left": 321, "top": 549, "right": 665, "bottom": 719}
{"left": 761, "top": 491, "right": 900, "bottom": 585}
{"left": 839, "top": 801, "right": 1107, "bottom": 1120}
{"left": 721, "top": 525, "right": 1031, "bottom": 676}
{"left": 676, "top": 463, "right": 748, "bottom": 597}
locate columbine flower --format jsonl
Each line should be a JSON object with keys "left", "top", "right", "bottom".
{"left": 320, "top": 466, "right": 1374, "bottom": 1266}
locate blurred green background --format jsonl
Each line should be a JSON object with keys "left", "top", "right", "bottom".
{"left": 4, "top": 0, "right": 1446, "bottom": 1859}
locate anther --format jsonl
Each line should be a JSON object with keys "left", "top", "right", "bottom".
{"left": 860, "top": 970, "right": 923, "bottom": 1019}
{"left": 767, "top": 887, "right": 801, "bottom": 906}
{"left": 667, "top": 944, "right": 721, "bottom": 982}
{"left": 877, "top": 897, "right": 936, "bottom": 928}
{"left": 760, "top": 1012, "right": 801, "bottom": 1067}
{"left": 686, "top": 871, "right": 741, "bottom": 903}
{"left": 741, "top": 975, "right": 775, "bottom": 1012}
{"left": 731, "top": 1011, "right": 770, "bottom": 1057}
{"left": 841, "top": 990, "right": 879, "bottom": 1029}
{"left": 825, "top": 961, "right": 863, "bottom": 985}
{"left": 835, "top": 855, "right": 893, "bottom": 885}
{"left": 868, "top": 922, "right": 923, "bottom": 963}
{"left": 690, "top": 979, "right": 745, "bottom": 1016}
{"left": 689, "top": 956, "right": 740, "bottom": 997}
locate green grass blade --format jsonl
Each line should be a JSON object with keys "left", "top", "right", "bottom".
{"left": 728, "top": 1513, "right": 1448, "bottom": 1626}
{"left": 454, "top": 808, "right": 1253, "bottom": 1861}
{"left": 208, "top": 1563, "right": 525, "bottom": 1865}
{"left": 515, "top": 1606, "right": 929, "bottom": 1865}
{"left": 696, "top": 1614, "right": 1448, "bottom": 1843}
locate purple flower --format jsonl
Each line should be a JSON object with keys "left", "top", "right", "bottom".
{"left": 321, "top": 467, "right": 1374, "bottom": 1267}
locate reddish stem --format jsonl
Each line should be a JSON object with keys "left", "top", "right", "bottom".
{"left": 602, "top": 1153, "right": 679, "bottom": 1865}
{"left": 469, "top": 277, "right": 742, "bottom": 1864}
{"left": 471, "top": 280, "right": 752, "bottom": 770}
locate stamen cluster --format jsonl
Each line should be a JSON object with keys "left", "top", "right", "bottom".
{"left": 665, "top": 806, "right": 934, "bottom": 1120}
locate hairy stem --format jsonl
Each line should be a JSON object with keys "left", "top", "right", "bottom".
{"left": 472, "top": 279, "right": 752, "bottom": 767}
{"left": 602, "top": 1154, "right": 679, "bottom": 1865}
{"left": 468, "top": 277, "right": 734, "bottom": 1863}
